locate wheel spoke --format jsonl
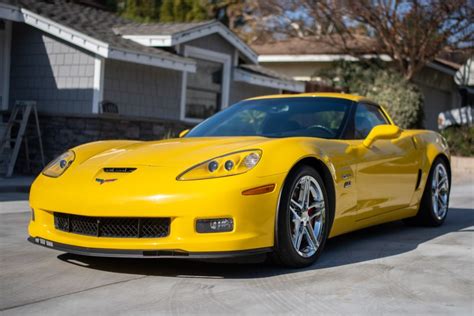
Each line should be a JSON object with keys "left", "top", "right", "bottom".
{"left": 293, "top": 224, "right": 305, "bottom": 250}
{"left": 302, "top": 177, "right": 310, "bottom": 208}
{"left": 439, "top": 181, "right": 449, "bottom": 194}
{"left": 438, "top": 195, "right": 444, "bottom": 207}
{"left": 290, "top": 198, "right": 303, "bottom": 211}
{"left": 308, "top": 200, "right": 324, "bottom": 210}
{"left": 309, "top": 209, "right": 322, "bottom": 221}
{"left": 305, "top": 225, "right": 319, "bottom": 251}
{"left": 290, "top": 208, "right": 301, "bottom": 221}
{"left": 439, "top": 193, "right": 448, "bottom": 207}
{"left": 438, "top": 176, "right": 447, "bottom": 189}
{"left": 432, "top": 178, "right": 437, "bottom": 192}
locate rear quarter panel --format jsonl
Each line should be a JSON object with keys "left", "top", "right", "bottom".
{"left": 405, "top": 129, "right": 451, "bottom": 205}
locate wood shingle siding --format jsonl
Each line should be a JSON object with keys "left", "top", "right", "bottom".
{"left": 229, "top": 82, "right": 278, "bottom": 105}
{"left": 103, "top": 59, "right": 182, "bottom": 120}
{"left": 185, "top": 34, "right": 235, "bottom": 59}
{"left": 9, "top": 24, "right": 95, "bottom": 114}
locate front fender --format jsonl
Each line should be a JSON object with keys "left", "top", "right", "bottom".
{"left": 254, "top": 137, "right": 336, "bottom": 179}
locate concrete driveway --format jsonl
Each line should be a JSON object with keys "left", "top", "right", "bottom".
{"left": 0, "top": 179, "right": 472, "bottom": 315}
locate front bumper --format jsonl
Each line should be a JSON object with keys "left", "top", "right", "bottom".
{"left": 28, "top": 167, "right": 286, "bottom": 255}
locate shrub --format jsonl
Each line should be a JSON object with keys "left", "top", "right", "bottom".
{"left": 441, "top": 126, "right": 474, "bottom": 157}
{"left": 366, "top": 71, "right": 424, "bottom": 129}
{"left": 322, "top": 61, "right": 424, "bottom": 129}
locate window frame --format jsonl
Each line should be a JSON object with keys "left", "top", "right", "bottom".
{"left": 180, "top": 45, "right": 232, "bottom": 123}
{"left": 345, "top": 101, "right": 392, "bottom": 140}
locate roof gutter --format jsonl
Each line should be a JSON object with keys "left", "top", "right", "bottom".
{"left": 0, "top": 4, "right": 196, "bottom": 72}
{"left": 234, "top": 68, "right": 305, "bottom": 92}
{"left": 258, "top": 54, "right": 457, "bottom": 76}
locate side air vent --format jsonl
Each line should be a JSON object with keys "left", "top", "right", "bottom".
{"left": 103, "top": 167, "right": 137, "bottom": 173}
{"left": 415, "top": 169, "right": 422, "bottom": 190}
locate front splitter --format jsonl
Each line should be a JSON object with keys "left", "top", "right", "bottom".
{"left": 28, "top": 236, "right": 272, "bottom": 259}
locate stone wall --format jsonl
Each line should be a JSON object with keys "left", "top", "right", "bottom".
{"left": 6, "top": 113, "right": 193, "bottom": 175}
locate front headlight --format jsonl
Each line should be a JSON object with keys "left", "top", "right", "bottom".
{"left": 177, "top": 149, "right": 262, "bottom": 181}
{"left": 42, "top": 151, "right": 75, "bottom": 178}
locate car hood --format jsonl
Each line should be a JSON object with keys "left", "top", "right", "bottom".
{"left": 81, "top": 137, "right": 273, "bottom": 168}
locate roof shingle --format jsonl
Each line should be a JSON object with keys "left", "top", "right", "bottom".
{"left": 113, "top": 20, "right": 215, "bottom": 36}
{"left": 252, "top": 35, "right": 380, "bottom": 55}
{"left": 1, "top": 0, "right": 194, "bottom": 65}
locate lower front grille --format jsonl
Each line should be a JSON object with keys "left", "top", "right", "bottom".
{"left": 54, "top": 212, "right": 170, "bottom": 238}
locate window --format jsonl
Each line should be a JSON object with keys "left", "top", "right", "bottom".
{"left": 354, "top": 103, "right": 389, "bottom": 139}
{"left": 186, "top": 97, "right": 351, "bottom": 139}
{"left": 185, "top": 58, "right": 223, "bottom": 120}
{"left": 181, "top": 46, "right": 231, "bottom": 122}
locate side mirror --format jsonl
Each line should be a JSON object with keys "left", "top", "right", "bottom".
{"left": 179, "top": 129, "right": 190, "bottom": 138}
{"left": 363, "top": 125, "right": 401, "bottom": 148}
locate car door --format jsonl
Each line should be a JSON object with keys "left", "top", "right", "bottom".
{"left": 352, "top": 103, "right": 419, "bottom": 220}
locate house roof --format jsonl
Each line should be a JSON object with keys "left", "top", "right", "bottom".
{"left": 252, "top": 35, "right": 380, "bottom": 56}
{"left": 253, "top": 35, "right": 464, "bottom": 77}
{"left": 240, "top": 64, "right": 296, "bottom": 82}
{"left": 114, "top": 20, "right": 259, "bottom": 64}
{"left": 234, "top": 64, "right": 305, "bottom": 92}
{"left": 0, "top": 0, "right": 196, "bottom": 71}
{"left": 113, "top": 21, "right": 214, "bottom": 36}
{"left": 0, "top": 0, "right": 303, "bottom": 91}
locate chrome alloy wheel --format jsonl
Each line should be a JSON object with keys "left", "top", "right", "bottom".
{"left": 289, "top": 175, "right": 326, "bottom": 258}
{"left": 431, "top": 163, "right": 449, "bottom": 220}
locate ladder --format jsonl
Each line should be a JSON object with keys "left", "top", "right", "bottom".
{"left": 0, "top": 101, "right": 45, "bottom": 177}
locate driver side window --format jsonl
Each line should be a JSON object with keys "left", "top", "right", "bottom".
{"left": 354, "top": 103, "right": 389, "bottom": 139}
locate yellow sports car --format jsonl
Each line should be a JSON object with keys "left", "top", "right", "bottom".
{"left": 28, "top": 93, "right": 451, "bottom": 267}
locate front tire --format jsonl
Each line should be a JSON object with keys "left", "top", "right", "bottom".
{"left": 273, "top": 165, "right": 330, "bottom": 268}
{"left": 404, "top": 158, "right": 450, "bottom": 227}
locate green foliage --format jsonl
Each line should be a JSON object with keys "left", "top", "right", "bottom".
{"left": 441, "top": 126, "right": 474, "bottom": 157}
{"left": 367, "top": 71, "right": 424, "bottom": 130}
{"left": 112, "top": 0, "right": 208, "bottom": 22}
{"left": 159, "top": 0, "right": 208, "bottom": 22}
{"left": 118, "top": 0, "right": 162, "bottom": 22}
{"left": 160, "top": 0, "right": 209, "bottom": 22}
{"left": 159, "top": 0, "right": 173, "bottom": 21}
{"left": 323, "top": 61, "right": 424, "bottom": 129}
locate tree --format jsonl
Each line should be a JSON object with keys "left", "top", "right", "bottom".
{"left": 159, "top": 0, "right": 174, "bottom": 21}
{"left": 159, "top": 0, "right": 208, "bottom": 22}
{"left": 117, "top": 0, "right": 162, "bottom": 22}
{"left": 322, "top": 61, "right": 424, "bottom": 128}
{"left": 204, "top": 1, "right": 262, "bottom": 42}
{"left": 333, "top": 0, "right": 474, "bottom": 80}
{"left": 251, "top": 0, "right": 474, "bottom": 80}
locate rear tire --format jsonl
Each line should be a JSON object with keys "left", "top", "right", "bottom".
{"left": 403, "top": 158, "right": 450, "bottom": 227}
{"left": 273, "top": 165, "right": 330, "bottom": 268}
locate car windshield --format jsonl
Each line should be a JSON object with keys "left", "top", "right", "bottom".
{"left": 186, "top": 97, "right": 352, "bottom": 139}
